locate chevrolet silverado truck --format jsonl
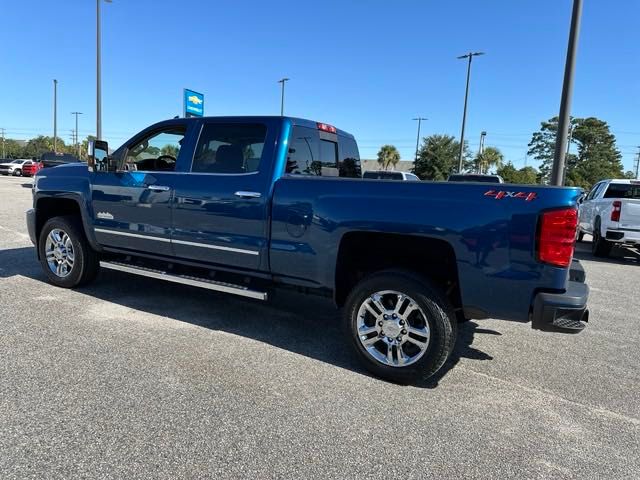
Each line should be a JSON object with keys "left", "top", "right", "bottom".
{"left": 26, "top": 116, "right": 589, "bottom": 383}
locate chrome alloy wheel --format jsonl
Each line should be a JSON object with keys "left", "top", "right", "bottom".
{"left": 45, "top": 228, "right": 75, "bottom": 278}
{"left": 356, "top": 290, "right": 431, "bottom": 367}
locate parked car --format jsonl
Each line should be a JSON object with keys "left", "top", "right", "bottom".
{"left": 363, "top": 170, "right": 420, "bottom": 181}
{"left": 578, "top": 179, "right": 640, "bottom": 256}
{"left": 22, "top": 160, "right": 44, "bottom": 177}
{"left": 39, "top": 152, "right": 81, "bottom": 168}
{"left": 0, "top": 159, "right": 30, "bottom": 176}
{"left": 27, "top": 116, "right": 588, "bottom": 383}
{"left": 448, "top": 173, "right": 504, "bottom": 183}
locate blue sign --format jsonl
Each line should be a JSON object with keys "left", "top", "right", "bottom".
{"left": 184, "top": 88, "right": 204, "bottom": 117}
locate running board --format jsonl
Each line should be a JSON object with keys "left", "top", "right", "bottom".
{"left": 99, "top": 261, "right": 268, "bottom": 301}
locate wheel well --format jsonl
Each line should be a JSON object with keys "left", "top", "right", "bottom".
{"left": 335, "top": 232, "right": 462, "bottom": 315}
{"left": 35, "top": 198, "right": 82, "bottom": 241}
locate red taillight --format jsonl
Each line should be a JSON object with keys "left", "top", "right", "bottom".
{"left": 317, "top": 122, "right": 337, "bottom": 134}
{"left": 538, "top": 208, "right": 578, "bottom": 267}
{"left": 611, "top": 200, "right": 621, "bottom": 222}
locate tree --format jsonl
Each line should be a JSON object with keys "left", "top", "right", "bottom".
{"left": 474, "top": 146, "right": 504, "bottom": 174}
{"left": 414, "top": 134, "right": 469, "bottom": 181}
{"left": 528, "top": 116, "right": 623, "bottom": 188}
{"left": 22, "top": 136, "right": 67, "bottom": 159}
{"left": 376, "top": 144, "right": 400, "bottom": 170}
{"left": 496, "top": 162, "right": 538, "bottom": 184}
{"left": 624, "top": 171, "right": 637, "bottom": 179}
{"left": 160, "top": 144, "right": 179, "bottom": 158}
{"left": 2, "top": 139, "right": 26, "bottom": 158}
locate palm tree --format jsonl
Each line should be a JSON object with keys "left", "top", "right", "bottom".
{"left": 377, "top": 145, "right": 401, "bottom": 170}
{"left": 476, "top": 146, "right": 503, "bottom": 174}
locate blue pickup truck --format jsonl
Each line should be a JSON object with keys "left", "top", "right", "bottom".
{"left": 26, "top": 116, "right": 589, "bottom": 383}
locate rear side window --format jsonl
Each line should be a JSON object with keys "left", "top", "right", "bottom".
{"left": 286, "top": 126, "right": 360, "bottom": 178}
{"left": 603, "top": 183, "right": 640, "bottom": 199}
{"left": 192, "top": 123, "right": 267, "bottom": 174}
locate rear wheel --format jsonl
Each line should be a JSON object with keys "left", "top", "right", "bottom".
{"left": 592, "top": 221, "right": 612, "bottom": 257}
{"left": 38, "top": 215, "right": 100, "bottom": 288}
{"left": 343, "top": 270, "right": 456, "bottom": 383}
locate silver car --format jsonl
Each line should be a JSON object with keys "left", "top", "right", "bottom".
{"left": 0, "top": 159, "right": 31, "bottom": 176}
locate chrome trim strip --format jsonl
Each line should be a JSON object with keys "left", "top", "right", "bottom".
{"left": 95, "top": 228, "right": 260, "bottom": 255}
{"left": 100, "top": 261, "right": 268, "bottom": 300}
{"left": 95, "top": 228, "right": 171, "bottom": 242}
{"left": 172, "top": 238, "right": 260, "bottom": 255}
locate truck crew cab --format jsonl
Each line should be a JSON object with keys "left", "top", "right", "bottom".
{"left": 26, "top": 116, "right": 589, "bottom": 383}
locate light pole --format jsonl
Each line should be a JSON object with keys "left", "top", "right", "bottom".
{"left": 457, "top": 51, "right": 484, "bottom": 173}
{"left": 97, "top": 0, "right": 112, "bottom": 140}
{"left": 551, "top": 0, "right": 583, "bottom": 186}
{"left": 53, "top": 79, "right": 58, "bottom": 153}
{"left": 71, "top": 112, "right": 83, "bottom": 158}
{"left": 412, "top": 117, "right": 427, "bottom": 162}
{"left": 477, "top": 131, "right": 486, "bottom": 173}
{"left": 278, "top": 78, "right": 289, "bottom": 116}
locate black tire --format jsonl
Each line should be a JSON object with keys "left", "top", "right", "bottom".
{"left": 13, "top": 169, "right": 22, "bottom": 177}
{"left": 38, "top": 215, "right": 100, "bottom": 288}
{"left": 591, "top": 221, "right": 612, "bottom": 258}
{"left": 576, "top": 229, "right": 584, "bottom": 242}
{"left": 343, "top": 269, "right": 456, "bottom": 384}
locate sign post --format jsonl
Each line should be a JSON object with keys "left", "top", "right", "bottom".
{"left": 183, "top": 89, "right": 204, "bottom": 118}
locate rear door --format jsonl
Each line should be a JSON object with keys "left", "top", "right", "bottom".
{"left": 91, "top": 121, "right": 194, "bottom": 256}
{"left": 170, "top": 118, "right": 279, "bottom": 271}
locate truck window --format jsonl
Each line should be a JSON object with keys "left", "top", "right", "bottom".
{"left": 363, "top": 171, "right": 403, "bottom": 180}
{"left": 338, "top": 136, "right": 361, "bottom": 178}
{"left": 125, "top": 128, "right": 185, "bottom": 172}
{"left": 286, "top": 126, "right": 359, "bottom": 177}
{"left": 603, "top": 183, "right": 640, "bottom": 199}
{"left": 191, "top": 123, "right": 267, "bottom": 174}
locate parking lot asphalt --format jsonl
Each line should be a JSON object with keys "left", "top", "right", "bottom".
{"left": 0, "top": 174, "right": 638, "bottom": 479}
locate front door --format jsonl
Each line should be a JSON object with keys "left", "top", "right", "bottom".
{"left": 171, "top": 120, "right": 278, "bottom": 271}
{"left": 91, "top": 122, "right": 191, "bottom": 256}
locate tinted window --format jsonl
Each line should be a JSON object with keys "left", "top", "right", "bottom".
{"left": 192, "top": 123, "right": 267, "bottom": 174}
{"left": 286, "top": 126, "right": 356, "bottom": 177}
{"left": 363, "top": 171, "right": 403, "bottom": 180}
{"left": 448, "top": 174, "right": 500, "bottom": 183}
{"left": 125, "top": 127, "right": 185, "bottom": 172}
{"left": 338, "top": 136, "right": 361, "bottom": 178}
{"left": 603, "top": 183, "right": 640, "bottom": 199}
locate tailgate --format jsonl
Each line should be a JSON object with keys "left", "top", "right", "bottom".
{"left": 620, "top": 199, "right": 640, "bottom": 228}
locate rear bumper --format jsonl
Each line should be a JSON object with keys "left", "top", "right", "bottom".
{"left": 606, "top": 229, "right": 640, "bottom": 245}
{"left": 26, "top": 208, "right": 37, "bottom": 246}
{"left": 531, "top": 260, "right": 589, "bottom": 333}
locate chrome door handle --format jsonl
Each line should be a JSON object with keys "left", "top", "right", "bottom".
{"left": 234, "top": 191, "right": 262, "bottom": 199}
{"left": 147, "top": 185, "right": 170, "bottom": 192}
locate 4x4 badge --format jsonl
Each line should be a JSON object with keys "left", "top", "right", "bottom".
{"left": 484, "top": 190, "right": 537, "bottom": 201}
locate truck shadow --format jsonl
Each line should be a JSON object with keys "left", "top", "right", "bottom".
{"left": 0, "top": 246, "right": 496, "bottom": 387}
{"left": 573, "top": 241, "right": 640, "bottom": 265}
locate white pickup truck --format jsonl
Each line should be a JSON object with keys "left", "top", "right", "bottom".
{"left": 578, "top": 179, "right": 640, "bottom": 256}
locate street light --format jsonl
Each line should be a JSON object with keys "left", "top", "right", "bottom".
{"left": 412, "top": 117, "right": 427, "bottom": 162}
{"left": 53, "top": 79, "right": 58, "bottom": 153}
{"left": 551, "top": 0, "right": 583, "bottom": 186}
{"left": 457, "top": 51, "right": 485, "bottom": 173}
{"left": 477, "top": 131, "right": 486, "bottom": 173}
{"left": 71, "top": 112, "right": 83, "bottom": 158}
{"left": 97, "top": 0, "right": 112, "bottom": 140}
{"left": 278, "top": 78, "right": 289, "bottom": 116}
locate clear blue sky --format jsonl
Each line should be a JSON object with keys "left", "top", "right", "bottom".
{"left": 1, "top": 0, "right": 638, "bottom": 171}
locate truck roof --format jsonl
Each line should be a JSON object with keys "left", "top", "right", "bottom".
{"left": 162, "top": 116, "right": 355, "bottom": 139}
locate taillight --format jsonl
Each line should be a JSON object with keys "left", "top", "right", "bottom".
{"left": 317, "top": 122, "right": 337, "bottom": 134}
{"left": 538, "top": 208, "right": 578, "bottom": 267}
{"left": 611, "top": 200, "right": 621, "bottom": 222}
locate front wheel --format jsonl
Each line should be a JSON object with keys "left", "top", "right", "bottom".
{"left": 38, "top": 215, "right": 100, "bottom": 288}
{"left": 343, "top": 270, "right": 456, "bottom": 383}
{"left": 13, "top": 169, "right": 22, "bottom": 176}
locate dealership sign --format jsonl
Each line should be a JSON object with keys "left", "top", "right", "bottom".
{"left": 183, "top": 89, "right": 204, "bottom": 117}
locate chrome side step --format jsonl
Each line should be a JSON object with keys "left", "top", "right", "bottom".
{"left": 99, "top": 261, "right": 268, "bottom": 301}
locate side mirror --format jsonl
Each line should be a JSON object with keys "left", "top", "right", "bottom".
{"left": 87, "top": 140, "right": 113, "bottom": 172}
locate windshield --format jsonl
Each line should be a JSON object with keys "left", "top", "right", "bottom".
{"left": 603, "top": 183, "right": 640, "bottom": 199}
